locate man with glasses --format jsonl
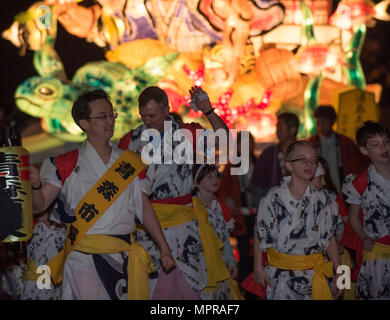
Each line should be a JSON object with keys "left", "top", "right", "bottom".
{"left": 29, "top": 89, "right": 175, "bottom": 300}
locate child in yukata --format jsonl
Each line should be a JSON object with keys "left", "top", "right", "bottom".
{"left": 192, "top": 164, "right": 241, "bottom": 300}
{"left": 20, "top": 211, "right": 66, "bottom": 300}
{"left": 342, "top": 121, "right": 390, "bottom": 300}
{"left": 254, "top": 140, "right": 343, "bottom": 300}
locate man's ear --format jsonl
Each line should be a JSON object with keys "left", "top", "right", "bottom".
{"left": 164, "top": 105, "right": 170, "bottom": 118}
{"left": 359, "top": 146, "right": 369, "bottom": 156}
{"left": 79, "top": 119, "right": 89, "bottom": 132}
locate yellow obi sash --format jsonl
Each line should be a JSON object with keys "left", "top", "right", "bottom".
{"left": 150, "top": 203, "right": 196, "bottom": 229}
{"left": 143, "top": 197, "right": 242, "bottom": 299}
{"left": 46, "top": 150, "right": 147, "bottom": 292}
{"left": 267, "top": 247, "right": 333, "bottom": 300}
{"left": 75, "top": 234, "right": 154, "bottom": 300}
{"left": 363, "top": 242, "right": 390, "bottom": 262}
{"left": 21, "top": 258, "right": 40, "bottom": 281}
{"left": 22, "top": 235, "right": 154, "bottom": 300}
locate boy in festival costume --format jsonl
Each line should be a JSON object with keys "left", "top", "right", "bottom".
{"left": 29, "top": 90, "right": 175, "bottom": 300}
{"left": 342, "top": 121, "right": 390, "bottom": 300}
{"left": 254, "top": 140, "right": 343, "bottom": 300}
{"left": 192, "top": 164, "right": 242, "bottom": 299}
{"left": 119, "top": 86, "right": 229, "bottom": 299}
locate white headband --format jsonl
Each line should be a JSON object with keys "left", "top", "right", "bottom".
{"left": 314, "top": 162, "right": 325, "bottom": 177}
{"left": 194, "top": 164, "right": 219, "bottom": 183}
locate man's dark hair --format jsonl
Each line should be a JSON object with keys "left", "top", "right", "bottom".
{"left": 356, "top": 121, "right": 390, "bottom": 147}
{"left": 71, "top": 90, "right": 112, "bottom": 131}
{"left": 313, "top": 105, "right": 337, "bottom": 122}
{"left": 277, "top": 112, "right": 300, "bottom": 137}
{"left": 138, "top": 86, "right": 169, "bottom": 109}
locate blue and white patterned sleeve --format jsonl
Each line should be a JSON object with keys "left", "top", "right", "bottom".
{"left": 40, "top": 157, "right": 62, "bottom": 189}
{"left": 222, "top": 238, "right": 237, "bottom": 268}
{"left": 341, "top": 174, "right": 361, "bottom": 206}
{"left": 256, "top": 194, "right": 275, "bottom": 251}
{"left": 318, "top": 192, "right": 337, "bottom": 253}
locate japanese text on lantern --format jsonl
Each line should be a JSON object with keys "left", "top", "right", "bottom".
{"left": 0, "top": 152, "right": 29, "bottom": 203}
{"left": 336, "top": 88, "right": 378, "bottom": 141}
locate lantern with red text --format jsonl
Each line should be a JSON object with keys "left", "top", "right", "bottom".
{"left": 0, "top": 127, "right": 32, "bottom": 242}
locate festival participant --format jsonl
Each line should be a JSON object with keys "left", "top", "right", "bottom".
{"left": 309, "top": 105, "right": 369, "bottom": 193}
{"left": 254, "top": 140, "right": 343, "bottom": 300}
{"left": 119, "top": 85, "right": 229, "bottom": 299}
{"left": 29, "top": 89, "right": 175, "bottom": 300}
{"left": 342, "top": 121, "right": 390, "bottom": 300}
{"left": 251, "top": 112, "right": 300, "bottom": 198}
{"left": 20, "top": 211, "right": 66, "bottom": 300}
{"left": 192, "top": 164, "right": 241, "bottom": 299}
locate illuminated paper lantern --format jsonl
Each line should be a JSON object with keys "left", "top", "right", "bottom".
{"left": 0, "top": 127, "right": 33, "bottom": 242}
{"left": 256, "top": 45, "right": 302, "bottom": 101}
{"left": 336, "top": 87, "right": 378, "bottom": 140}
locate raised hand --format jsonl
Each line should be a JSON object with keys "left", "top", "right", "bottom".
{"left": 189, "top": 86, "right": 213, "bottom": 114}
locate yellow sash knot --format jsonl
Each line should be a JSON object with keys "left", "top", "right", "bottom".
{"left": 75, "top": 234, "right": 154, "bottom": 300}
{"left": 21, "top": 258, "right": 40, "bottom": 281}
{"left": 267, "top": 247, "right": 333, "bottom": 300}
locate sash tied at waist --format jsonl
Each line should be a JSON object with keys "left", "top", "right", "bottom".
{"left": 267, "top": 247, "right": 333, "bottom": 300}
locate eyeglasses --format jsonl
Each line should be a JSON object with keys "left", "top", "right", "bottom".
{"left": 287, "top": 158, "right": 318, "bottom": 166}
{"left": 86, "top": 112, "right": 118, "bottom": 121}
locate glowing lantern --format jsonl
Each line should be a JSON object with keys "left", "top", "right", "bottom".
{"left": 234, "top": 109, "right": 277, "bottom": 142}
{"left": 295, "top": 44, "right": 339, "bottom": 75}
{"left": 256, "top": 45, "right": 302, "bottom": 101}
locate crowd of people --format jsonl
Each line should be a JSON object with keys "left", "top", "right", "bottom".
{"left": 1, "top": 85, "right": 389, "bottom": 300}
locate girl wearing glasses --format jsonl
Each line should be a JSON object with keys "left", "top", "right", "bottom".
{"left": 253, "top": 140, "right": 343, "bottom": 300}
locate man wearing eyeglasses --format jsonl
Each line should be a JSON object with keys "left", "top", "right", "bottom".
{"left": 29, "top": 89, "right": 175, "bottom": 300}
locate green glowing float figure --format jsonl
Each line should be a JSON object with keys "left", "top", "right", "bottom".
{"left": 14, "top": 36, "right": 178, "bottom": 142}
{"left": 298, "top": 0, "right": 323, "bottom": 137}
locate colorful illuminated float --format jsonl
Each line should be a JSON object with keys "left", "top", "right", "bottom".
{"left": 3, "top": 0, "right": 389, "bottom": 147}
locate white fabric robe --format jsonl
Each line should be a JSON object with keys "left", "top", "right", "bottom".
{"left": 41, "top": 140, "right": 143, "bottom": 300}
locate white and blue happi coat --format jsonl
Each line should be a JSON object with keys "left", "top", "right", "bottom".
{"left": 41, "top": 140, "right": 143, "bottom": 300}
{"left": 256, "top": 179, "right": 335, "bottom": 300}
{"left": 127, "top": 119, "right": 209, "bottom": 295}
{"left": 21, "top": 221, "right": 66, "bottom": 300}
{"left": 342, "top": 165, "right": 390, "bottom": 300}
